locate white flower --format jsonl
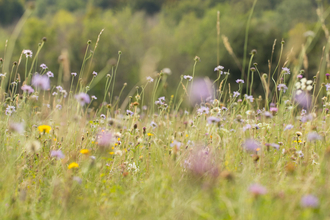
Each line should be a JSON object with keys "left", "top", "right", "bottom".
{"left": 23, "top": 50, "right": 33, "bottom": 58}
{"left": 306, "top": 85, "right": 313, "bottom": 91}
{"left": 301, "top": 78, "right": 307, "bottom": 84}
{"left": 146, "top": 76, "right": 153, "bottom": 83}
{"left": 295, "top": 82, "right": 301, "bottom": 89}
{"left": 162, "top": 68, "right": 172, "bottom": 75}
{"left": 306, "top": 80, "right": 313, "bottom": 85}
{"left": 296, "top": 90, "right": 302, "bottom": 95}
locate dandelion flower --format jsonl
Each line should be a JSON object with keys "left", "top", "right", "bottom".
{"left": 80, "top": 149, "right": 90, "bottom": 154}
{"left": 38, "top": 125, "right": 51, "bottom": 134}
{"left": 68, "top": 162, "right": 79, "bottom": 169}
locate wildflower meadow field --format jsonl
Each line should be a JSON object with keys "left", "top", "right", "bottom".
{"left": 2, "top": 1, "right": 330, "bottom": 220}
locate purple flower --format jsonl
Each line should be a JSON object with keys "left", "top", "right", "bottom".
{"left": 56, "top": 104, "right": 62, "bottom": 110}
{"left": 75, "top": 93, "right": 90, "bottom": 106}
{"left": 5, "top": 106, "right": 15, "bottom": 116}
{"left": 150, "top": 121, "right": 157, "bottom": 128}
{"left": 23, "top": 50, "right": 32, "bottom": 58}
{"left": 282, "top": 67, "right": 290, "bottom": 75}
{"left": 207, "top": 116, "right": 220, "bottom": 124}
{"left": 295, "top": 91, "right": 312, "bottom": 110}
{"left": 91, "top": 95, "right": 97, "bottom": 100}
{"left": 46, "top": 71, "right": 54, "bottom": 78}
{"left": 264, "top": 111, "right": 272, "bottom": 118}
{"left": 214, "top": 65, "right": 224, "bottom": 72}
{"left": 92, "top": 71, "right": 98, "bottom": 77}
{"left": 73, "top": 176, "right": 82, "bottom": 184}
{"left": 236, "top": 79, "right": 244, "bottom": 84}
{"left": 189, "top": 78, "right": 214, "bottom": 105}
{"left": 326, "top": 83, "right": 330, "bottom": 91}
{"left": 197, "top": 106, "right": 209, "bottom": 115}
{"left": 71, "top": 72, "right": 77, "bottom": 77}
{"left": 243, "top": 124, "right": 252, "bottom": 132}
{"left": 146, "top": 76, "right": 153, "bottom": 82}
{"left": 248, "top": 183, "right": 267, "bottom": 196}
{"left": 307, "top": 132, "right": 322, "bottom": 142}
{"left": 297, "top": 74, "right": 303, "bottom": 79}
{"left": 100, "top": 114, "right": 106, "bottom": 119}
{"left": 183, "top": 75, "right": 193, "bottom": 81}
{"left": 270, "top": 107, "right": 278, "bottom": 112}
{"left": 301, "top": 114, "right": 313, "bottom": 123}
{"left": 51, "top": 150, "right": 65, "bottom": 159}
{"left": 301, "top": 195, "right": 319, "bottom": 208}
{"left": 126, "top": 110, "right": 134, "bottom": 116}
{"left": 21, "top": 85, "right": 34, "bottom": 94}
{"left": 277, "top": 84, "right": 288, "bottom": 92}
{"left": 233, "top": 91, "right": 240, "bottom": 98}
{"left": 244, "top": 94, "right": 254, "bottom": 103}
{"left": 31, "top": 74, "right": 50, "bottom": 90}
{"left": 9, "top": 122, "right": 24, "bottom": 134}
{"left": 98, "top": 132, "right": 113, "bottom": 147}
{"left": 40, "top": 64, "right": 47, "bottom": 69}
{"left": 242, "top": 139, "right": 261, "bottom": 152}
{"left": 284, "top": 124, "right": 294, "bottom": 130}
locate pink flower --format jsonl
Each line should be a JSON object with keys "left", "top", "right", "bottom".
{"left": 31, "top": 74, "right": 50, "bottom": 90}
{"left": 249, "top": 183, "right": 267, "bottom": 196}
{"left": 75, "top": 93, "right": 90, "bottom": 106}
{"left": 21, "top": 85, "right": 34, "bottom": 94}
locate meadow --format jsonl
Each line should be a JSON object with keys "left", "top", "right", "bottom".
{"left": 1, "top": 2, "right": 330, "bottom": 220}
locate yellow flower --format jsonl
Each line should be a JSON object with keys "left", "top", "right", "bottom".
{"left": 80, "top": 149, "right": 90, "bottom": 154}
{"left": 68, "top": 162, "right": 79, "bottom": 169}
{"left": 109, "top": 152, "right": 114, "bottom": 155}
{"left": 38, "top": 125, "right": 51, "bottom": 134}
{"left": 147, "top": 133, "right": 153, "bottom": 136}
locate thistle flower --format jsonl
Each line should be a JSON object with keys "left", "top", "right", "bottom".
{"left": 31, "top": 74, "right": 50, "bottom": 90}
{"left": 301, "top": 195, "right": 319, "bottom": 208}
{"left": 51, "top": 150, "right": 65, "bottom": 159}
{"left": 248, "top": 183, "right": 267, "bottom": 196}
{"left": 75, "top": 93, "right": 90, "bottom": 106}
{"left": 21, "top": 85, "right": 34, "bottom": 94}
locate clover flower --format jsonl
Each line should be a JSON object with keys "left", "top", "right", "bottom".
{"left": 75, "top": 93, "right": 90, "bottom": 106}
{"left": 31, "top": 74, "right": 50, "bottom": 90}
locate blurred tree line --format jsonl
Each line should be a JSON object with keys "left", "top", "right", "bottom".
{"left": 0, "top": 0, "right": 327, "bottom": 106}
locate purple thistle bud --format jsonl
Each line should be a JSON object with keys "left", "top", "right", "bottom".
{"left": 326, "top": 73, "right": 330, "bottom": 80}
{"left": 297, "top": 74, "right": 303, "bottom": 79}
{"left": 31, "top": 74, "right": 50, "bottom": 90}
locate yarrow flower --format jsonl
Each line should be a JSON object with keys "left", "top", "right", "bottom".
{"left": 75, "top": 93, "right": 90, "bottom": 106}
{"left": 21, "top": 85, "right": 34, "bottom": 94}
{"left": 23, "top": 49, "right": 32, "bottom": 58}
{"left": 31, "top": 74, "right": 50, "bottom": 90}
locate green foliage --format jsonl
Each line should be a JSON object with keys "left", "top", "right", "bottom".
{"left": 0, "top": 0, "right": 24, "bottom": 25}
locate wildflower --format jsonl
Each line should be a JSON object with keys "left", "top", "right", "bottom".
{"left": 31, "top": 74, "right": 50, "bottom": 90}
{"left": 115, "top": 150, "right": 123, "bottom": 156}
{"left": 214, "top": 65, "right": 224, "bottom": 72}
{"left": 71, "top": 72, "right": 77, "bottom": 77}
{"left": 68, "top": 162, "right": 79, "bottom": 169}
{"left": 80, "top": 149, "right": 90, "bottom": 154}
{"left": 56, "top": 86, "right": 63, "bottom": 91}
{"left": 21, "top": 85, "right": 34, "bottom": 94}
{"left": 9, "top": 122, "right": 24, "bottom": 134}
{"left": 264, "top": 111, "right": 272, "bottom": 118}
{"left": 92, "top": 71, "right": 98, "bottom": 77}
{"left": 147, "top": 133, "right": 153, "bottom": 136}
{"left": 248, "top": 183, "right": 267, "bottom": 196}
{"left": 244, "top": 94, "right": 254, "bottom": 103}
{"left": 233, "top": 91, "right": 240, "bottom": 98}
{"left": 46, "top": 71, "right": 54, "bottom": 78}
{"left": 277, "top": 84, "right": 288, "bottom": 92}
{"left": 162, "top": 68, "right": 172, "bottom": 75}
{"left": 326, "top": 83, "right": 330, "bottom": 91}
{"left": 30, "top": 95, "right": 38, "bottom": 101}
{"left": 5, "top": 106, "right": 16, "bottom": 116}
{"left": 270, "top": 107, "right": 278, "bottom": 112}
{"left": 236, "top": 79, "right": 244, "bottom": 84}
{"left": 170, "top": 140, "right": 182, "bottom": 150}
{"left": 243, "top": 124, "right": 252, "bottom": 132}
{"left": 307, "top": 132, "right": 322, "bottom": 142}
{"left": 98, "top": 132, "right": 113, "bottom": 147}
{"left": 73, "top": 176, "right": 82, "bottom": 184}
{"left": 91, "top": 95, "right": 97, "bottom": 100}
{"left": 38, "top": 125, "right": 51, "bottom": 134}
{"left": 25, "top": 140, "right": 41, "bottom": 154}
{"left": 183, "top": 75, "right": 193, "bottom": 81}
{"left": 100, "top": 114, "right": 106, "bottom": 119}
{"left": 189, "top": 78, "right": 214, "bottom": 105}
{"left": 150, "top": 121, "right": 157, "bottom": 128}
{"left": 295, "top": 91, "right": 312, "bottom": 110}
{"left": 269, "top": 143, "right": 280, "bottom": 150}
{"left": 126, "top": 110, "right": 134, "bottom": 116}
{"left": 284, "top": 124, "right": 294, "bottom": 130}
{"left": 301, "top": 195, "right": 319, "bottom": 208}
{"left": 297, "top": 150, "right": 304, "bottom": 158}
{"left": 242, "top": 139, "right": 261, "bottom": 152}
{"left": 52, "top": 92, "right": 58, "bottom": 96}
{"left": 301, "top": 114, "right": 313, "bottom": 123}
{"left": 197, "top": 106, "right": 209, "bottom": 115}
{"left": 296, "top": 131, "right": 303, "bottom": 137}
{"left": 282, "top": 67, "right": 290, "bottom": 74}
{"left": 56, "top": 104, "right": 62, "bottom": 110}
{"left": 146, "top": 76, "right": 153, "bottom": 83}
{"left": 51, "top": 150, "right": 65, "bottom": 159}
{"left": 127, "top": 162, "right": 139, "bottom": 172}
{"left": 75, "top": 93, "right": 90, "bottom": 106}
{"left": 207, "top": 116, "right": 220, "bottom": 124}
{"left": 23, "top": 50, "right": 32, "bottom": 58}
{"left": 40, "top": 63, "right": 47, "bottom": 69}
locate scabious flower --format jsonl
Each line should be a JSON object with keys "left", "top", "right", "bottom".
{"left": 197, "top": 106, "right": 209, "bottom": 115}
{"left": 71, "top": 72, "right": 77, "bottom": 77}
{"left": 51, "top": 150, "right": 65, "bottom": 159}
{"left": 214, "top": 65, "right": 224, "bottom": 72}
{"left": 150, "top": 121, "right": 157, "bottom": 128}
{"left": 242, "top": 139, "right": 261, "bottom": 152}
{"left": 282, "top": 67, "right": 290, "bottom": 74}
{"left": 21, "top": 85, "right": 34, "bottom": 94}
{"left": 244, "top": 94, "right": 254, "bottom": 103}
{"left": 23, "top": 50, "right": 32, "bottom": 58}
{"left": 243, "top": 124, "right": 252, "bottom": 132}
{"left": 207, "top": 116, "right": 220, "bottom": 124}
{"left": 277, "top": 84, "right": 288, "bottom": 92}
{"left": 92, "top": 71, "right": 98, "bottom": 77}
{"left": 100, "top": 114, "right": 106, "bottom": 119}
{"left": 75, "top": 93, "right": 90, "bottom": 106}
{"left": 301, "top": 195, "right": 319, "bottom": 208}
{"left": 46, "top": 71, "right": 54, "bottom": 78}
{"left": 284, "top": 124, "right": 294, "bottom": 130}
{"left": 98, "top": 132, "right": 113, "bottom": 147}
{"left": 189, "top": 78, "right": 213, "bottom": 105}
{"left": 40, "top": 63, "right": 47, "bottom": 69}
{"left": 91, "top": 95, "right": 97, "bottom": 100}
{"left": 236, "top": 79, "right": 244, "bottom": 84}
{"left": 31, "top": 74, "right": 50, "bottom": 90}
{"left": 233, "top": 91, "right": 240, "bottom": 98}
{"left": 146, "top": 76, "right": 153, "bottom": 83}
{"left": 56, "top": 104, "right": 62, "bottom": 110}
{"left": 248, "top": 183, "right": 267, "bottom": 196}
{"left": 5, "top": 106, "right": 15, "bottom": 116}
{"left": 183, "top": 75, "right": 193, "bottom": 81}
{"left": 155, "top": 97, "right": 165, "bottom": 105}
{"left": 295, "top": 91, "right": 312, "bottom": 110}
{"left": 307, "top": 132, "right": 322, "bottom": 142}
{"left": 326, "top": 83, "right": 330, "bottom": 91}
{"left": 126, "top": 110, "right": 134, "bottom": 116}
{"left": 38, "top": 125, "right": 51, "bottom": 134}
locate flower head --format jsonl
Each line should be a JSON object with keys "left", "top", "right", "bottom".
{"left": 38, "top": 125, "right": 51, "bottom": 134}
{"left": 301, "top": 195, "right": 319, "bottom": 208}
{"left": 68, "top": 162, "right": 79, "bottom": 169}
{"left": 307, "top": 132, "right": 322, "bottom": 142}
{"left": 214, "top": 65, "right": 224, "bottom": 72}
{"left": 71, "top": 72, "right": 77, "bottom": 77}
{"left": 242, "top": 139, "right": 261, "bottom": 152}
{"left": 46, "top": 71, "right": 54, "bottom": 78}
{"left": 189, "top": 78, "right": 213, "bottom": 105}
{"left": 98, "top": 131, "right": 113, "bottom": 147}
{"left": 92, "top": 71, "right": 98, "bottom": 77}
{"left": 75, "top": 93, "right": 90, "bottom": 106}
{"left": 248, "top": 183, "right": 267, "bottom": 196}
{"left": 277, "top": 84, "right": 288, "bottom": 92}
{"left": 40, "top": 63, "right": 47, "bottom": 69}
{"left": 233, "top": 91, "right": 240, "bottom": 98}
{"left": 23, "top": 50, "right": 33, "bottom": 58}
{"left": 146, "top": 76, "right": 153, "bottom": 83}
{"left": 21, "top": 85, "right": 34, "bottom": 94}
{"left": 31, "top": 74, "right": 50, "bottom": 90}
{"left": 282, "top": 67, "right": 290, "bottom": 75}
{"left": 80, "top": 149, "right": 90, "bottom": 154}
{"left": 236, "top": 79, "right": 244, "bottom": 84}
{"left": 25, "top": 140, "right": 41, "bottom": 154}
{"left": 51, "top": 150, "right": 65, "bottom": 159}
{"left": 183, "top": 75, "right": 193, "bottom": 81}
{"left": 9, "top": 122, "right": 24, "bottom": 134}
